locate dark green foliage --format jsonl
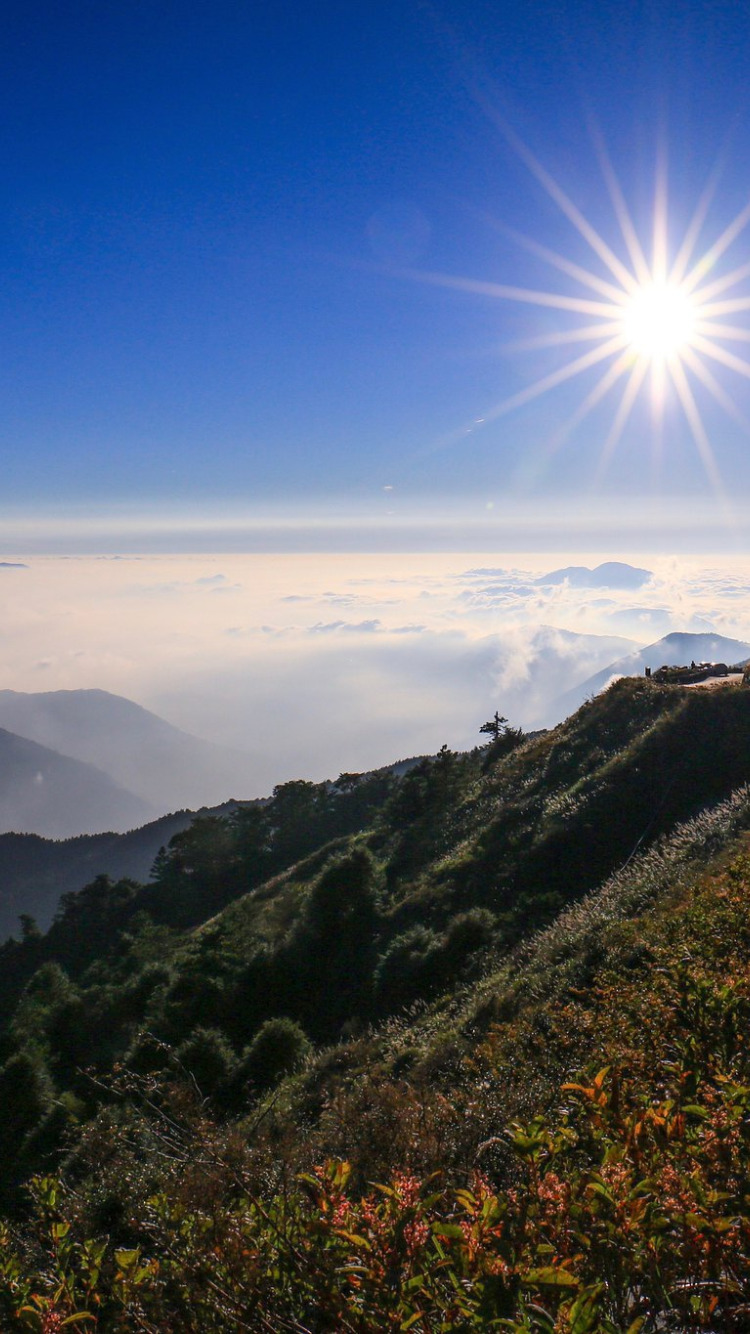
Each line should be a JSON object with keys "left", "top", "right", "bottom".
{"left": 0, "top": 1051, "right": 53, "bottom": 1144}
{"left": 225, "top": 847, "right": 383, "bottom": 1042}
{"left": 479, "top": 711, "right": 508, "bottom": 741}
{"left": 305, "top": 846, "right": 378, "bottom": 939}
{"left": 124, "top": 1030, "right": 171, "bottom": 1075}
{"left": 0, "top": 1050, "right": 55, "bottom": 1204}
{"left": 158, "top": 967, "right": 227, "bottom": 1042}
{"left": 12, "top": 961, "right": 79, "bottom": 1049}
{"left": 382, "top": 745, "right": 472, "bottom": 888}
{"left": 384, "top": 746, "right": 461, "bottom": 828}
{"left": 373, "top": 909, "right": 496, "bottom": 1013}
{"left": 175, "top": 1027, "right": 236, "bottom": 1097}
{"left": 139, "top": 768, "right": 397, "bottom": 930}
{"left": 142, "top": 817, "right": 238, "bottom": 928}
{"left": 374, "top": 924, "right": 441, "bottom": 1010}
{"left": 478, "top": 712, "right": 524, "bottom": 770}
{"left": 0, "top": 807, "right": 204, "bottom": 942}
{"left": 17, "top": 914, "right": 40, "bottom": 942}
{"left": 441, "top": 906, "right": 496, "bottom": 962}
{"left": 117, "top": 961, "right": 173, "bottom": 1021}
{"left": 46, "top": 875, "right": 141, "bottom": 975}
{"left": 236, "top": 1017, "right": 311, "bottom": 1093}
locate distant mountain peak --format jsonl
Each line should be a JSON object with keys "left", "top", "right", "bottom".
{"left": 551, "top": 629, "right": 750, "bottom": 724}
{"left": 660, "top": 631, "right": 720, "bottom": 645}
{"left": 639, "top": 631, "right": 750, "bottom": 658}
{"left": 537, "top": 561, "right": 652, "bottom": 590}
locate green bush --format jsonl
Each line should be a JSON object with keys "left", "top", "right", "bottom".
{"left": 174, "top": 1027, "right": 235, "bottom": 1097}
{"left": 373, "top": 924, "right": 441, "bottom": 1010}
{"left": 236, "top": 1017, "right": 310, "bottom": 1094}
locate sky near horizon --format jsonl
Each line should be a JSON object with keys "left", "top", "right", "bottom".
{"left": 5, "top": 1, "right": 750, "bottom": 553}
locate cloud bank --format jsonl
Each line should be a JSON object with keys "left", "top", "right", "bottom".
{"left": 1, "top": 551, "right": 750, "bottom": 799}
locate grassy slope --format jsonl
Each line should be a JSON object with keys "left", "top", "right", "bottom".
{"left": 176, "top": 677, "right": 748, "bottom": 998}
{"left": 263, "top": 780, "right": 750, "bottom": 1181}
{"left": 2, "top": 691, "right": 750, "bottom": 1327}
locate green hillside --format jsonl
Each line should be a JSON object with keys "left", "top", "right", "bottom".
{"left": 0, "top": 806, "right": 236, "bottom": 939}
{"left": 0, "top": 677, "right": 749, "bottom": 1329}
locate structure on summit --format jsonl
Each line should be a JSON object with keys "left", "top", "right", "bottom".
{"left": 649, "top": 661, "right": 730, "bottom": 685}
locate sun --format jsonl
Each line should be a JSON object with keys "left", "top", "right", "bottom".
{"left": 621, "top": 281, "right": 696, "bottom": 360}
{"left": 411, "top": 126, "right": 750, "bottom": 489}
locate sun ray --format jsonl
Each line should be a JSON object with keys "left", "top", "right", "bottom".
{"left": 589, "top": 123, "right": 651, "bottom": 285}
{"left": 690, "top": 332, "right": 750, "bottom": 379}
{"left": 691, "top": 258, "right": 750, "bottom": 303}
{"left": 693, "top": 321, "right": 750, "bottom": 344}
{"left": 650, "top": 359, "right": 667, "bottom": 476}
{"left": 698, "top": 296, "right": 750, "bottom": 318}
{"left": 501, "top": 227, "right": 628, "bottom": 303}
{"left": 477, "top": 334, "right": 628, "bottom": 425}
{"left": 683, "top": 198, "right": 750, "bottom": 292}
{"left": 681, "top": 345, "right": 750, "bottom": 429}
{"left": 594, "top": 358, "right": 650, "bottom": 482}
{"left": 489, "top": 116, "right": 639, "bottom": 293}
{"left": 667, "top": 354, "right": 725, "bottom": 492}
{"left": 669, "top": 161, "right": 723, "bottom": 283}
{"left": 652, "top": 141, "right": 669, "bottom": 284}
{"left": 541, "top": 348, "right": 633, "bottom": 457}
{"left": 402, "top": 267, "right": 623, "bottom": 317}
{"left": 503, "top": 322, "right": 625, "bottom": 352}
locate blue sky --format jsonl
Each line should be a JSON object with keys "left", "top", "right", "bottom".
{"left": 5, "top": 0, "right": 750, "bottom": 550}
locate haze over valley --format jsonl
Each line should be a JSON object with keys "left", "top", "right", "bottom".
{"left": 1, "top": 551, "right": 750, "bottom": 842}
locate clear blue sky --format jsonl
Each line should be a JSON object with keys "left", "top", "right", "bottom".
{"left": 5, "top": 0, "right": 750, "bottom": 547}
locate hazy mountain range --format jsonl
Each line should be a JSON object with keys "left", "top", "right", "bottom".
{"left": 0, "top": 727, "right": 153, "bottom": 841}
{"left": 0, "top": 689, "right": 260, "bottom": 826}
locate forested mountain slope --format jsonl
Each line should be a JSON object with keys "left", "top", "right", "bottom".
{"left": 0, "top": 677, "right": 749, "bottom": 1328}
{"left": 0, "top": 803, "right": 240, "bottom": 938}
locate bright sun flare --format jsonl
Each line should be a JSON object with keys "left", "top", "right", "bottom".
{"left": 416, "top": 126, "right": 750, "bottom": 490}
{"left": 622, "top": 281, "right": 696, "bottom": 359}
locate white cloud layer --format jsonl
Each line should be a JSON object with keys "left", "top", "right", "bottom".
{"left": 2, "top": 551, "right": 750, "bottom": 797}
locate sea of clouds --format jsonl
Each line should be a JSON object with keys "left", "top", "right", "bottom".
{"left": 1, "top": 551, "right": 749, "bottom": 796}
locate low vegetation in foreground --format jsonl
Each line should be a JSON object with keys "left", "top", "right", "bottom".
{"left": 0, "top": 678, "right": 749, "bottom": 1329}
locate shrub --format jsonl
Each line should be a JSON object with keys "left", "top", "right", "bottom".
{"left": 373, "top": 925, "right": 441, "bottom": 1011}
{"left": 174, "top": 1027, "right": 235, "bottom": 1097}
{"left": 236, "top": 1017, "right": 311, "bottom": 1094}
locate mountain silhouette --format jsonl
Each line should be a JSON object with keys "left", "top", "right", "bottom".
{"left": 537, "top": 561, "right": 651, "bottom": 589}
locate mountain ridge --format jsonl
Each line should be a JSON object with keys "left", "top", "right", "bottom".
{"left": 0, "top": 802, "right": 239, "bottom": 939}
{"left": 0, "top": 726, "right": 154, "bottom": 840}
{"left": 0, "top": 687, "right": 263, "bottom": 812}
{"left": 536, "top": 559, "right": 651, "bottom": 588}
{"left": 550, "top": 628, "right": 750, "bottom": 720}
